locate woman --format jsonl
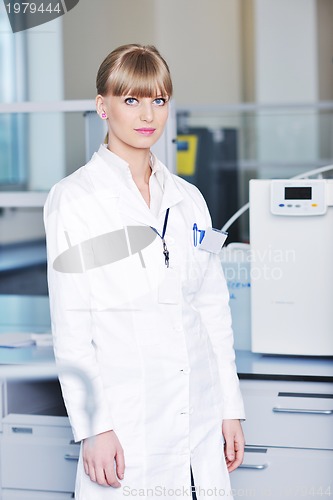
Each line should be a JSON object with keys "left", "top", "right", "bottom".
{"left": 44, "top": 44, "right": 245, "bottom": 500}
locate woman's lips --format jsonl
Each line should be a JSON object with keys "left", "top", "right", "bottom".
{"left": 134, "top": 128, "right": 156, "bottom": 136}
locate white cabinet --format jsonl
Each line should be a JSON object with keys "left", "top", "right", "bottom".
{"left": 1, "top": 414, "right": 79, "bottom": 493}
{"left": 0, "top": 380, "right": 79, "bottom": 498}
{"left": 230, "top": 379, "right": 333, "bottom": 499}
{"left": 232, "top": 447, "right": 332, "bottom": 499}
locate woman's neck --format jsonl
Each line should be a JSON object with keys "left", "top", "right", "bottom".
{"left": 107, "top": 143, "right": 152, "bottom": 193}
{"left": 107, "top": 143, "right": 151, "bottom": 182}
{"left": 129, "top": 152, "right": 152, "bottom": 188}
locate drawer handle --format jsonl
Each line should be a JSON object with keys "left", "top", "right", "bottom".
{"left": 11, "top": 427, "right": 33, "bottom": 434}
{"left": 273, "top": 407, "right": 333, "bottom": 415}
{"left": 239, "top": 463, "right": 269, "bottom": 470}
{"left": 64, "top": 453, "right": 80, "bottom": 461}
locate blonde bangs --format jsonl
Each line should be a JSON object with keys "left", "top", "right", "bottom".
{"left": 98, "top": 45, "right": 173, "bottom": 98}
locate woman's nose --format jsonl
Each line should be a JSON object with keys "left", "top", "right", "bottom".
{"left": 140, "top": 101, "right": 154, "bottom": 122}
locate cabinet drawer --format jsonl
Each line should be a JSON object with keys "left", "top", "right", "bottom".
{"left": 0, "top": 414, "right": 79, "bottom": 493}
{"left": 240, "top": 379, "right": 333, "bottom": 449}
{"left": 230, "top": 446, "right": 333, "bottom": 499}
{"left": 0, "top": 436, "right": 80, "bottom": 492}
{"left": 2, "top": 413, "right": 73, "bottom": 438}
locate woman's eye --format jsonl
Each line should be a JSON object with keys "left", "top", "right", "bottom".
{"left": 153, "top": 97, "right": 167, "bottom": 106}
{"left": 124, "top": 97, "right": 138, "bottom": 105}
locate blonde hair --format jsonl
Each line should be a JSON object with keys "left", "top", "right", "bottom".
{"left": 96, "top": 44, "right": 173, "bottom": 98}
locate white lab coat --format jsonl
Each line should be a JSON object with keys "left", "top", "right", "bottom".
{"left": 44, "top": 145, "right": 245, "bottom": 500}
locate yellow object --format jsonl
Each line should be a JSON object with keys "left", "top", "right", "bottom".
{"left": 176, "top": 135, "right": 198, "bottom": 176}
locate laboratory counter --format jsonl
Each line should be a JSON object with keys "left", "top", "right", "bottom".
{"left": 0, "top": 344, "right": 55, "bottom": 365}
{"left": 235, "top": 349, "right": 333, "bottom": 382}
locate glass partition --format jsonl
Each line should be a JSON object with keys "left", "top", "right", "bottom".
{"left": 0, "top": 8, "right": 27, "bottom": 188}
{"left": 0, "top": 108, "right": 92, "bottom": 191}
{"left": 0, "top": 195, "right": 50, "bottom": 332}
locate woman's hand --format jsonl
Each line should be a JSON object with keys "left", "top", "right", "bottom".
{"left": 82, "top": 430, "right": 125, "bottom": 487}
{"left": 222, "top": 419, "right": 245, "bottom": 472}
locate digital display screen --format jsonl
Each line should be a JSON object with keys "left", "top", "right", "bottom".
{"left": 285, "top": 187, "right": 312, "bottom": 200}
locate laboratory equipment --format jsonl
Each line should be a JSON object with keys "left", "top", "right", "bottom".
{"left": 250, "top": 178, "right": 333, "bottom": 356}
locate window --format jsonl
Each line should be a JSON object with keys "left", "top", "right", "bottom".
{"left": 0, "top": 5, "right": 27, "bottom": 188}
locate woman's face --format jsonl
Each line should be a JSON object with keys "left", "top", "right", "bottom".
{"left": 96, "top": 91, "right": 169, "bottom": 157}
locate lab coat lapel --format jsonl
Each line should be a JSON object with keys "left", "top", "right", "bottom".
{"left": 117, "top": 166, "right": 184, "bottom": 228}
{"left": 117, "top": 188, "right": 158, "bottom": 227}
{"left": 87, "top": 150, "right": 184, "bottom": 228}
{"left": 87, "top": 151, "right": 156, "bottom": 227}
{"left": 158, "top": 166, "right": 184, "bottom": 218}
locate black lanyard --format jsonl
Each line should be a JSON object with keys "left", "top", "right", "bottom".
{"left": 150, "top": 208, "right": 170, "bottom": 268}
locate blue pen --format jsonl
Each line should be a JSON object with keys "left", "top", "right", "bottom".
{"left": 199, "top": 229, "right": 205, "bottom": 244}
{"left": 193, "top": 223, "right": 198, "bottom": 247}
{"left": 193, "top": 224, "right": 205, "bottom": 246}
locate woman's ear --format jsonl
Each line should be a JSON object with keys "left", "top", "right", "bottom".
{"left": 96, "top": 95, "right": 107, "bottom": 119}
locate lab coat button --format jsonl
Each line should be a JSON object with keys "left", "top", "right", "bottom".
{"left": 180, "top": 367, "right": 190, "bottom": 374}
{"left": 180, "top": 407, "right": 193, "bottom": 415}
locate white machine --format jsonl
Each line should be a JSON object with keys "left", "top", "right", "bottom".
{"left": 250, "top": 178, "right": 333, "bottom": 356}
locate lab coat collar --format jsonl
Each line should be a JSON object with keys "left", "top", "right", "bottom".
{"left": 156, "top": 159, "right": 184, "bottom": 217}
{"left": 96, "top": 144, "right": 133, "bottom": 189}
{"left": 87, "top": 145, "right": 184, "bottom": 226}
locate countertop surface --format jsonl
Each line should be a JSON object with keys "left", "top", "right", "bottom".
{"left": 0, "top": 344, "right": 55, "bottom": 365}
{"left": 235, "top": 349, "right": 333, "bottom": 382}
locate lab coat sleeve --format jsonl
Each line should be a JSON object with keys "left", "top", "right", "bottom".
{"left": 192, "top": 199, "right": 245, "bottom": 421}
{"left": 44, "top": 183, "right": 114, "bottom": 442}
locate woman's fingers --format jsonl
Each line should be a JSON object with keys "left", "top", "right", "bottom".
{"left": 115, "top": 447, "right": 125, "bottom": 481}
{"left": 95, "top": 465, "right": 110, "bottom": 486}
{"left": 222, "top": 419, "right": 245, "bottom": 472}
{"left": 82, "top": 430, "right": 125, "bottom": 487}
{"left": 104, "top": 461, "right": 121, "bottom": 488}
